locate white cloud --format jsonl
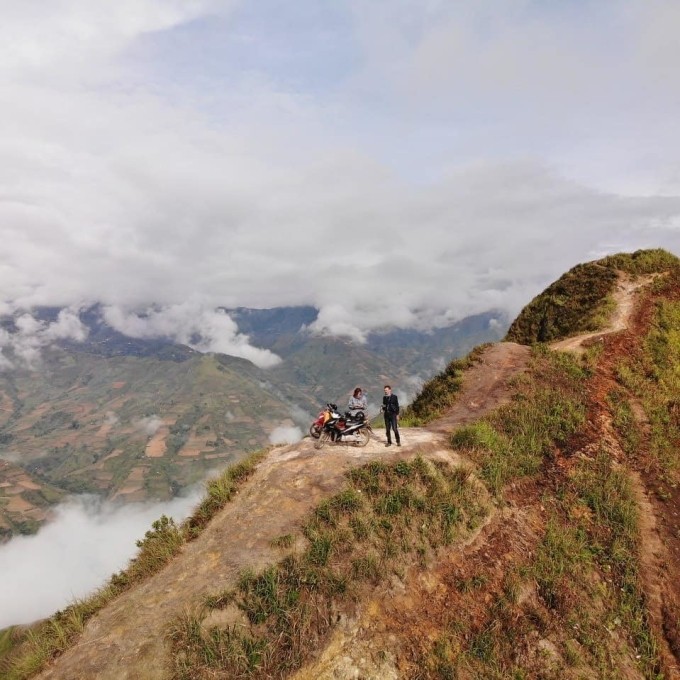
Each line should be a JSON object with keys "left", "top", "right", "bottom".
{"left": 0, "top": 490, "right": 202, "bottom": 628}
{"left": 44, "top": 309, "right": 89, "bottom": 342}
{"left": 0, "top": 0, "right": 233, "bottom": 82}
{"left": 103, "top": 304, "right": 281, "bottom": 369}
{"left": 288, "top": 403, "right": 314, "bottom": 426}
{"left": 0, "top": 1, "right": 678, "bottom": 343}
{"left": 269, "top": 424, "right": 303, "bottom": 445}
{"left": 0, "top": 309, "right": 88, "bottom": 369}
{"left": 133, "top": 415, "right": 163, "bottom": 436}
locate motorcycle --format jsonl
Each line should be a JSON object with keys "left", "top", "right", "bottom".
{"left": 314, "top": 407, "right": 372, "bottom": 449}
{"left": 309, "top": 403, "right": 337, "bottom": 439}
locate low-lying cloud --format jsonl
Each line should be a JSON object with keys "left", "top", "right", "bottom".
{"left": 103, "top": 304, "right": 281, "bottom": 369}
{"left": 133, "top": 415, "right": 164, "bottom": 436}
{"left": 0, "top": 490, "right": 202, "bottom": 629}
{"left": 0, "top": 309, "right": 88, "bottom": 369}
{"left": 269, "top": 424, "right": 303, "bottom": 445}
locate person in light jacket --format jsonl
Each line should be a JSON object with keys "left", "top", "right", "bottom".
{"left": 381, "top": 385, "right": 400, "bottom": 447}
{"left": 348, "top": 387, "right": 367, "bottom": 417}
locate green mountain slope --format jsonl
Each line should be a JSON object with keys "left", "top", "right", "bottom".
{"left": 0, "top": 349, "right": 294, "bottom": 535}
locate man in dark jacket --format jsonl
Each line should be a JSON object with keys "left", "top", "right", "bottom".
{"left": 381, "top": 385, "right": 400, "bottom": 447}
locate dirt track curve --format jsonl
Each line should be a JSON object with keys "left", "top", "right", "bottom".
{"left": 37, "top": 272, "right": 657, "bottom": 679}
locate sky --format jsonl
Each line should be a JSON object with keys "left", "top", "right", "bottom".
{"left": 0, "top": 0, "right": 679, "bottom": 351}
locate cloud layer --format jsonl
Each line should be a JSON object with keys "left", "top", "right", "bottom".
{"left": 269, "top": 424, "right": 303, "bottom": 445}
{"left": 0, "top": 491, "right": 202, "bottom": 628}
{"left": 0, "top": 309, "right": 88, "bottom": 369}
{"left": 0, "top": 1, "right": 679, "bottom": 342}
{"left": 103, "top": 304, "right": 281, "bottom": 367}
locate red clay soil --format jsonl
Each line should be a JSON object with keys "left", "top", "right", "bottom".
{"left": 617, "top": 280, "right": 680, "bottom": 677}
{"left": 427, "top": 342, "right": 531, "bottom": 434}
{"left": 558, "top": 276, "right": 680, "bottom": 678}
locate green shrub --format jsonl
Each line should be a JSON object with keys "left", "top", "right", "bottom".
{"left": 599, "top": 248, "right": 679, "bottom": 276}
{"left": 506, "top": 262, "right": 618, "bottom": 344}
{"left": 506, "top": 249, "right": 679, "bottom": 345}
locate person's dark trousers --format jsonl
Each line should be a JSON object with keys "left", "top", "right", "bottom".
{"left": 384, "top": 412, "right": 400, "bottom": 445}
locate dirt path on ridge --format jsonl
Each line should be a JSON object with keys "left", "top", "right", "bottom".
{"left": 553, "top": 272, "right": 680, "bottom": 677}
{"left": 552, "top": 274, "right": 653, "bottom": 353}
{"left": 37, "top": 273, "right": 654, "bottom": 679}
{"left": 427, "top": 342, "right": 531, "bottom": 434}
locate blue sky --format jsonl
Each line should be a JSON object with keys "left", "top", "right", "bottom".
{"left": 0, "top": 0, "right": 679, "bottom": 347}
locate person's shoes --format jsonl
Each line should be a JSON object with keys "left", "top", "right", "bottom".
{"left": 396, "top": 442, "right": 401, "bottom": 447}
{"left": 385, "top": 442, "right": 392, "bottom": 447}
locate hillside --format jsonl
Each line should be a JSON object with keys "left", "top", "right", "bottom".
{"left": 2, "top": 249, "right": 680, "bottom": 679}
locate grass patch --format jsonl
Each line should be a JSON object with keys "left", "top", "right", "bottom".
{"left": 1, "top": 450, "right": 266, "bottom": 680}
{"left": 418, "top": 453, "right": 661, "bottom": 679}
{"left": 168, "top": 457, "right": 488, "bottom": 679}
{"left": 607, "top": 389, "right": 642, "bottom": 457}
{"left": 599, "top": 248, "right": 680, "bottom": 277}
{"left": 450, "top": 347, "right": 588, "bottom": 493}
{"left": 417, "top": 331, "right": 665, "bottom": 677}
{"left": 400, "top": 344, "right": 490, "bottom": 425}
{"left": 270, "top": 534, "right": 295, "bottom": 549}
{"left": 568, "top": 453, "right": 660, "bottom": 677}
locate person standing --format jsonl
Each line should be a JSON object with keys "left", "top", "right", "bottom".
{"left": 381, "top": 385, "right": 400, "bottom": 447}
{"left": 348, "top": 387, "right": 367, "bottom": 418}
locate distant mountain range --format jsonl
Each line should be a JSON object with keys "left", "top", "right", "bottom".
{"left": 0, "top": 304, "right": 506, "bottom": 539}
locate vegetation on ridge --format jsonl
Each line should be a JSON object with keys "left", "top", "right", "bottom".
{"left": 400, "top": 343, "right": 490, "bottom": 425}
{"left": 451, "top": 346, "right": 587, "bottom": 494}
{"left": 615, "top": 267, "right": 680, "bottom": 484}
{"left": 506, "top": 248, "right": 679, "bottom": 345}
{"left": 419, "top": 347, "right": 662, "bottom": 677}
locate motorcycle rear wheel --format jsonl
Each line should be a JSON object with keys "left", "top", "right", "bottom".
{"left": 314, "top": 431, "right": 331, "bottom": 450}
{"left": 354, "top": 428, "right": 370, "bottom": 447}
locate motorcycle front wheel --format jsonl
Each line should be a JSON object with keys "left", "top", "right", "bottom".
{"left": 314, "top": 431, "right": 331, "bottom": 450}
{"left": 354, "top": 428, "right": 370, "bottom": 447}
{"left": 309, "top": 424, "right": 321, "bottom": 439}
